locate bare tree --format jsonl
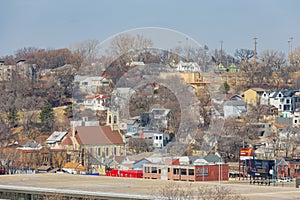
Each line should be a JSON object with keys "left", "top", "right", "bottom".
{"left": 259, "top": 50, "right": 286, "bottom": 71}
{"left": 14, "top": 47, "right": 40, "bottom": 59}
{"left": 21, "top": 111, "right": 40, "bottom": 139}
{"left": 234, "top": 49, "right": 254, "bottom": 63}
{"left": 109, "top": 34, "right": 153, "bottom": 56}
{"left": 197, "top": 87, "right": 211, "bottom": 128}
{"left": 284, "top": 126, "right": 299, "bottom": 158}
{"left": 71, "top": 39, "right": 100, "bottom": 62}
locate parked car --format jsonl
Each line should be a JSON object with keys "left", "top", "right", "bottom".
{"left": 276, "top": 177, "right": 293, "bottom": 182}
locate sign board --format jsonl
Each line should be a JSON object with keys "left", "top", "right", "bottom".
{"left": 245, "top": 159, "right": 275, "bottom": 177}
{"left": 239, "top": 148, "right": 253, "bottom": 160}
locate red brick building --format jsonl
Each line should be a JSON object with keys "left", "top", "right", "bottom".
{"left": 277, "top": 157, "right": 300, "bottom": 178}
{"left": 143, "top": 163, "right": 229, "bottom": 181}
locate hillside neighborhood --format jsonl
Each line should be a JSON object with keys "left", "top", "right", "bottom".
{"left": 0, "top": 35, "right": 300, "bottom": 189}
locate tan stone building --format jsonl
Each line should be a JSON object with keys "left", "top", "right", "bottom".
{"left": 243, "top": 88, "right": 265, "bottom": 105}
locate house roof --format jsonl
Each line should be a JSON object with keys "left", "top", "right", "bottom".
{"left": 89, "top": 157, "right": 103, "bottom": 165}
{"left": 151, "top": 108, "right": 170, "bottom": 116}
{"left": 61, "top": 135, "right": 73, "bottom": 145}
{"left": 126, "top": 152, "right": 154, "bottom": 162}
{"left": 84, "top": 94, "right": 109, "bottom": 101}
{"left": 37, "top": 165, "right": 52, "bottom": 171}
{"left": 270, "top": 90, "right": 300, "bottom": 98}
{"left": 63, "top": 162, "right": 80, "bottom": 169}
{"left": 112, "top": 88, "right": 135, "bottom": 96}
{"left": 63, "top": 162, "right": 87, "bottom": 171}
{"left": 275, "top": 117, "right": 293, "bottom": 125}
{"left": 224, "top": 100, "right": 246, "bottom": 106}
{"left": 46, "top": 131, "right": 68, "bottom": 144}
{"left": 23, "top": 141, "right": 41, "bottom": 149}
{"left": 204, "top": 154, "right": 224, "bottom": 163}
{"left": 107, "top": 155, "right": 127, "bottom": 165}
{"left": 250, "top": 88, "right": 266, "bottom": 92}
{"left": 274, "top": 123, "right": 289, "bottom": 129}
{"left": 75, "top": 126, "right": 124, "bottom": 145}
{"left": 121, "top": 119, "right": 136, "bottom": 125}
{"left": 214, "top": 93, "right": 242, "bottom": 101}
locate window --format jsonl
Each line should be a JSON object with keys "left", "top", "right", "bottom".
{"left": 286, "top": 99, "right": 290, "bottom": 104}
{"left": 181, "top": 169, "right": 187, "bottom": 175}
{"left": 82, "top": 82, "right": 88, "bottom": 86}
{"left": 114, "top": 147, "right": 117, "bottom": 155}
{"left": 295, "top": 120, "right": 298, "bottom": 124}
{"left": 145, "top": 167, "right": 150, "bottom": 173}
{"left": 151, "top": 167, "right": 157, "bottom": 173}
{"left": 114, "top": 115, "right": 117, "bottom": 123}
{"left": 66, "top": 154, "right": 71, "bottom": 162}
{"left": 188, "top": 169, "right": 194, "bottom": 176}
{"left": 173, "top": 168, "right": 179, "bottom": 175}
{"left": 284, "top": 105, "right": 290, "bottom": 111}
{"left": 106, "top": 148, "right": 109, "bottom": 156}
{"left": 196, "top": 167, "right": 208, "bottom": 177}
{"left": 43, "top": 156, "right": 48, "bottom": 162}
{"left": 278, "top": 93, "right": 282, "bottom": 97}
{"left": 98, "top": 148, "right": 101, "bottom": 156}
{"left": 109, "top": 116, "right": 112, "bottom": 124}
{"left": 159, "top": 136, "right": 162, "bottom": 140}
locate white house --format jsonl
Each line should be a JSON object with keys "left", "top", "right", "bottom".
{"left": 150, "top": 108, "right": 171, "bottom": 130}
{"left": 293, "top": 110, "right": 300, "bottom": 127}
{"left": 223, "top": 100, "right": 247, "bottom": 118}
{"left": 153, "top": 132, "right": 170, "bottom": 148}
{"left": 83, "top": 94, "right": 109, "bottom": 111}
{"left": 74, "top": 75, "right": 110, "bottom": 93}
{"left": 142, "top": 130, "right": 170, "bottom": 148}
{"left": 46, "top": 131, "right": 68, "bottom": 148}
{"left": 174, "top": 61, "right": 201, "bottom": 72}
{"left": 261, "top": 90, "right": 300, "bottom": 113}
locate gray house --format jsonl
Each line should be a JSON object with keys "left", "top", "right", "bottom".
{"left": 223, "top": 100, "right": 247, "bottom": 118}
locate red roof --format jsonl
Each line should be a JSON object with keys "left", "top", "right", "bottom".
{"left": 75, "top": 126, "right": 124, "bottom": 145}
{"left": 84, "top": 94, "right": 109, "bottom": 101}
{"left": 61, "top": 136, "right": 73, "bottom": 145}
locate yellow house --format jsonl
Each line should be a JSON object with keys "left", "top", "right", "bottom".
{"left": 243, "top": 88, "right": 265, "bottom": 105}
{"left": 180, "top": 72, "right": 208, "bottom": 95}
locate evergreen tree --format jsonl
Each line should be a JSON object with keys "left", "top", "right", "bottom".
{"left": 220, "top": 81, "right": 230, "bottom": 94}
{"left": 7, "top": 107, "right": 19, "bottom": 128}
{"left": 39, "top": 102, "right": 54, "bottom": 132}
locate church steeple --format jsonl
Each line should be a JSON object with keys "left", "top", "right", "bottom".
{"left": 107, "top": 109, "right": 119, "bottom": 131}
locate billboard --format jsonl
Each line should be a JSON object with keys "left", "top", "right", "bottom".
{"left": 239, "top": 148, "right": 253, "bottom": 160}
{"left": 245, "top": 159, "right": 275, "bottom": 177}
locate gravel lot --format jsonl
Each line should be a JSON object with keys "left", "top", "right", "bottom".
{"left": 0, "top": 174, "right": 299, "bottom": 200}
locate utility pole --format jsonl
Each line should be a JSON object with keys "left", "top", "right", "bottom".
{"left": 254, "top": 37, "right": 257, "bottom": 67}
{"left": 288, "top": 39, "right": 291, "bottom": 65}
{"left": 289, "top": 37, "right": 294, "bottom": 65}
{"left": 186, "top": 37, "right": 189, "bottom": 62}
{"left": 290, "top": 36, "right": 293, "bottom": 53}
{"left": 220, "top": 40, "right": 223, "bottom": 65}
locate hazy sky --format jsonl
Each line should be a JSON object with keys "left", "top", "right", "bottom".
{"left": 1, "top": 0, "right": 299, "bottom": 57}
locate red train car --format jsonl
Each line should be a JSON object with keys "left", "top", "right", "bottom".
{"left": 106, "top": 169, "right": 143, "bottom": 178}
